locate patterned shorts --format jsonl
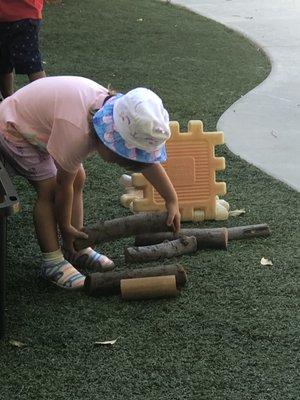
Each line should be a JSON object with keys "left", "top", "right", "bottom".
{"left": 0, "top": 19, "right": 44, "bottom": 74}
{"left": 0, "top": 133, "right": 57, "bottom": 181}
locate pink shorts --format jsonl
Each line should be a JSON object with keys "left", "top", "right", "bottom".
{"left": 0, "top": 133, "right": 57, "bottom": 181}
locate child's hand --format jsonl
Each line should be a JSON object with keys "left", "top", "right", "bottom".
{"left": 166, "top": 201, "right": 181, "bottom": 234}
{"left": 61, "top": 225, "right": 88, "bottom": 252}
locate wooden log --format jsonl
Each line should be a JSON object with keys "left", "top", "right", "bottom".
{"left": 134, "top": 224, "right": 270, "bottom": 247}
{"left": 84, "top": 264, "right": 187, "bottom": 296}
{"left": 121, "top": 275, "right": 179, "bottom": 300}
{"left": 135, "top": 227, "right": 228, "bottom": 249}
{"left": 227, "top": 224, "right": 270, "bottom": 240}
{"left": 125, "top": 236, "right": 197, "bottom": 264}
{"left": 74, "top": 212, "right": 171, "bottom": 251}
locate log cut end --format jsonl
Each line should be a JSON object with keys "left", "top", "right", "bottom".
{"left": 121, "top": 275, "right": 179, "bottom": 300}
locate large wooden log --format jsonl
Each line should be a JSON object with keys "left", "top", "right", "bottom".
{"left": 84, "top": 264, "right": 187, "bottom": 296}
{"left": 134, "top": 224, "right": 270, "bottom": 247}
{"left": 135, "top": 228, "right": 228, "bottom": 249}
{"left": 125, "top": 236, "right": 197, "bottom": 263}
{"left": 75, "top": 212, "right": 171, "bottom": 251}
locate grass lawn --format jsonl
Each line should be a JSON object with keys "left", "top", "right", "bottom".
{"left": 1, "top": 1, "right": 299, "bottom": 399}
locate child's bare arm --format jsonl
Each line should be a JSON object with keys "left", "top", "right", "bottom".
{"left": 142, "top": 163, "right": 181, "bottom": 233}
{"left": 55, "top": 166, "right": 87, "bottom": 251}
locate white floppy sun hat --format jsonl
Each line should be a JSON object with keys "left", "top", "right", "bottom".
{"left": 93, "top": 87, "right": 171, "bottom": 163}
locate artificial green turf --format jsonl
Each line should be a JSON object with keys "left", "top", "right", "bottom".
{"left": 1, "top": 1, "right": 299, "bottom": 399}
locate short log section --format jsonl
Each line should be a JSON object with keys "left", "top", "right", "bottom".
{"left": 125, "top": 236, "right": 197, "bottom": 263}
{"left": 84, "top": 264, "right": 187, "bottom": 297}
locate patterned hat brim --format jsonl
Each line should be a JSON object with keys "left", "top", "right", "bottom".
{"left": 92, "top": 94, "right": 167, "bottom": 164}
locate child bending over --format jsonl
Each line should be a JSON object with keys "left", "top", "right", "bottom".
{"left": 0, "top": 76, "right": 180, "bottom": 290}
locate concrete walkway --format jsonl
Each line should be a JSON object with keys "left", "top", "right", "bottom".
{"left": 171, "top": 0, "right": 300, "bottom": 191}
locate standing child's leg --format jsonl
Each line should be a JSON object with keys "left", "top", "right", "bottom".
{"left": 13, "top": 19, "right": 46, "bottom": 87}
{"left": 64, "top": 166, "right": 115, "bottom": 272}
{"left": 0, "top": 72, "right": 14, "bottom": 98}
{"left": 0, "top": 21, "right": 14, "bottom": 98}
{"left": 30, "top": 178, "right": 86, "bottom": 290}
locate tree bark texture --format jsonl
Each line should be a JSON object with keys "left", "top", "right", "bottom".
{"left": 227, "top": 224, "right": 270, "bottom": 240}
{"left": 134, "top": 224, "right": 270, "bottom": 247}
{"left": 135, "top": 227, "right": 228, "bottom": 249}
{"left": 84, "top": 264, "right": 187, "bottom": 296}
{"left": 125, "top": 236, "right": 197, "bottom": 264}
{"left": 74, "top": 212, "right": 172, "bottom": 251}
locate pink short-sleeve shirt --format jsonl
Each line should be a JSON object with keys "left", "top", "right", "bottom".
{"left": 0, "top": 76, "right": 109, "bottom": 173}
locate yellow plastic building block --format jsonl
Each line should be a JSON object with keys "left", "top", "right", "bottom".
{"left": 120, "top": 120, "right": 229, "bottom": 221}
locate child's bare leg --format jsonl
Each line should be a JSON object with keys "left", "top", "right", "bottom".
{"left": 30, "top": 177, "right": 59, "bottom": 252}
{"left": 65, "top": 166, "right": 115, "bottom": 271}
{"left": 28, "top": 70, "right": 46, "bottom": 82}
{"left": 0, "top": 72, "right": 14, "bottom": 98}
{"left": 30, "top": 177, "right": 85, "bottom": 290}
